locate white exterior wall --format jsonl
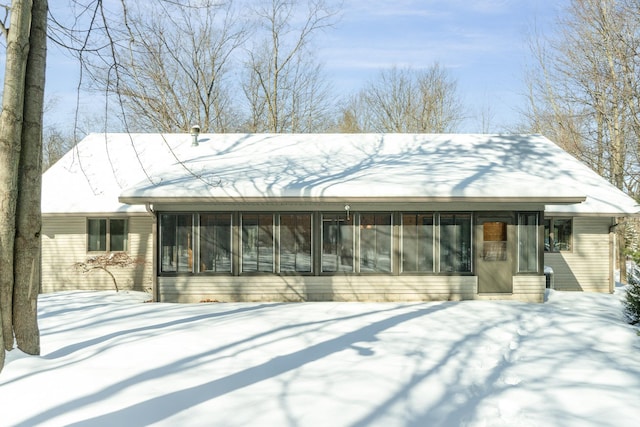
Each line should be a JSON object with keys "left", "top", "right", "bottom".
{"left": 544, "top": 217, "right": 612, "bottom": 292}
{"left": 41, "top": 215, "right": 154, "bottom": 293}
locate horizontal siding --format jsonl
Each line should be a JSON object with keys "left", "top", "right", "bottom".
{"left": 41, "top": 215, "right": 154, "bottom": 293}
{"left": 544, "top": 217, "right": 611, "bottom": 292}
{"left": 158, "top": 275, "right": 478, "bottom": 303}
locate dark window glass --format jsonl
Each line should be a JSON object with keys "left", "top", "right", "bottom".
{"left": 360, "top": 213, "right": 392, "bottom": 272}
{"left": 280, "top": 214, "right": 312, "bottom": 273}
{"left": 322, "top": 214, "right": 354, "bottom": 272}
{"left": 88, "top": 219, "right": 107, "bottom": 252}
{"left": 440, "top": 214, "right": 472, "bottom": 272}
{"left": 242, "top": 214, "right": 274, "bottom": 272}
{"left": 544, "top": 218, "right": 572, "bottom": 252}
{"left": 109, "top": 219, "right": 128, "bottom": 252}
{"left": 402, "top": 213, "right": 434, "bottom": 272}
{"left": 160, "top": 214, "right": 193, "bottom": 273}
{"left": 518, "top": 213, "right": 538, "bottom": 272}
{"left": 200, "top": 214, "right": 232, "bottom": 273}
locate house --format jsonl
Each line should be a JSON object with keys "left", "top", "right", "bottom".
{"left": 41, "top": 133, "right": 639, "bottom": 303}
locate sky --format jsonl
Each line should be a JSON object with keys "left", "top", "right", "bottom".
{"left": 2, "top": 286, "right": 639, "bottom": 426}
{"left": 35, "top": 0, "right": 566, "bottom": 133}
{"left": 316, "top": 0, "right": 565, "bottom": 131}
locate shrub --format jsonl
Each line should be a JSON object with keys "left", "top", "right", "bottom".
{"left": 623, "top": 263, "right": 640, "bottom": 325}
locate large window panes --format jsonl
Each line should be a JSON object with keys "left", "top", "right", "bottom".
{"left": 242, "top": 214, "right": 274, "bottom": 272}
{"left": 322, "top": 214, "right": 354, "bottom": 272}
{"left": 360, "top": 213, "right": 392, "bottom": 272}
{"left": 544, "top": 218, "right": 572, "bottom": 252}
{"left": 280, "top": 214, "right": 312, "bottom": 273}
{"left": 440, "top": 214, "right": 472, "bottom": 272}
{"left": 160, "top": 214, "right": 193, "bottom": 273}
{"left": 402, "top": 213, "right": 434, "bottom": 272}
{"left": 518, "top": 213, "right": 538, "bottom": 273}
{"left": 200, "top": 214, "right": 232, "bottom": 273}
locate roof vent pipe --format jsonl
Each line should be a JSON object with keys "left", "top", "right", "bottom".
{"left": 190, "top": 125, "right": 200, "bottom": 147}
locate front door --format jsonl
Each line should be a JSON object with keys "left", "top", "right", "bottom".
{"left": 477, "top": 214, "right": 514, "bottom": 294}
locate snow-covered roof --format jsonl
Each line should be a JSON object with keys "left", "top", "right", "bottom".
{"left": 42, "top": 133, "right": 639, "bottom": 216}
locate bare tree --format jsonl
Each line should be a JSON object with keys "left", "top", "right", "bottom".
{"left": 340, "top": 64, "right": 465, "bottom": 133}
{"left": 0, "top": 0, "right": 47, "bottom": 371}
{"left": 242, "top": 0, "right": 338, "bottom": 133}
{"left": 521, "top": 0, "right": 640, "bottom": 197}
{"left": 80, "top": 1, "right": 247, "bottom": 133}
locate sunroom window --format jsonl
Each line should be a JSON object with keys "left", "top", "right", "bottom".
{"left": 402, "top": 213, "right": 434, "bottom": 273}
{"left": 242, "top": 214, "right": 274, "bottom": 272}
{"left": 360, "top": 213, "right": 392, "bottom": 273}
{"left": 200, "top": 214, "right": 232, "bottom": 273}
{"left": 280, "top": 214, "right": 312, "bottom": 273}
{"left": 160, "top": 214, "right": 193, "bottom": 273}
{"left": 518, "top": 213, "right": 538, "bottom": 272}
{"left": 439, "top": 214, "right": 472, "bottom": 272}
{"left": 321, "top": 214, "right": 354, "bottom": 272}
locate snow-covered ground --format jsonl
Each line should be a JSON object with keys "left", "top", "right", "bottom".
{"left": 2, "top": 288, "right": 640, "bottom": 427}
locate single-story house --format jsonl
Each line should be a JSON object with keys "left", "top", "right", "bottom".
{"left": 41, "top": 133, "right": 639, "bottom": 303}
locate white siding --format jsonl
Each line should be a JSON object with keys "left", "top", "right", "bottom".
{"left": 41, "top": 215, "right": 154, "bottom": 293}
{"left": 544, "top": 217, "right": 611, "bottom": 292}
{"left": 157, "top": 275, "right": 478, "bottom": 303}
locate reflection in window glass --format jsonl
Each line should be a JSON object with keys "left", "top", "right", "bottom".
{"left": 159, "top": 214, "right": 193, "bottom": 273}
{"left": 87, "top": 219, "right": 107, "bottom": 252}
{"left": 280, "top": 214, "right": 312, "bottom": 272}
{"left": 440, "top": 214, "right": 472, "bottom": 272}
{"left": 242, "top": 214, "right": 274, "bottom": 272}
{"left": 402, "top": 214, "right": 434, "bottom": 272}
{"left": 544, "top": 218, "right": 572, "bottom": 252}
{"left": 200, "top": 214, "right": 232, "bottom": 273}
{"left": 322, "top": 214, "right": 354, "bottom": 272}
{"left": 360, "top": 214, "right": 392, "bottom": 272}
{"left": 518, "top": 213, "right": 538, "bottom": 272}
{"left": 109, "top": 219, "right": 128, "bottom": 252}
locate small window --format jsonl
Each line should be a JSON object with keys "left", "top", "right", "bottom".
{"left": 544, "top": 218, "right": 572, "bottom": 252}
{"left": 87, "top": 218, "right": 128, "bottom": 252}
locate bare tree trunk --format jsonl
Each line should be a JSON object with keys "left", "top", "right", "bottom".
{"left": 0, "top": 0, "right": 33, "bottom": 364}
{"left": 14, "top": 0, "right": 47, "bottom": 355}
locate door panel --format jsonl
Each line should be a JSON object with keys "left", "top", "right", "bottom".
{"left": 477, "top": 214, "right": 514, "bottom": 293}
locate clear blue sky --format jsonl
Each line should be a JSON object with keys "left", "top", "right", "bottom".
{"left": 36, "top": 0, "right": 565, "bottom": 133}
{"left": 317, "top": 0, "right": 565, "bottom": 131}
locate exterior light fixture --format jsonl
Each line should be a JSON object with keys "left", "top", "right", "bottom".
{"left": 344, "top": 204, "right": 351, "bottom": 221}
{"left": 190, "top": 125, "right": 200, "bottom": 147}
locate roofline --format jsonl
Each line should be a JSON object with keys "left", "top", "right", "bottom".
{"left": 119, "top": 195, "right": 586, "bottom": 205}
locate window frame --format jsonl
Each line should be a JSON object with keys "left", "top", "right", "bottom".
{"left": 87, "top": 217, "right": 128, "bottom": 253}
{"left": 359, "top": 212, "right": 393, "bottom": 273}
{"left": 544, "top": 217, "right": 573, "bottom": 253}
{"left": 438, "top": 213, "right": 473, "bottom": 273}
{"left": 401, "top": 213, "right": 435, "bottom": 273}
{"left": 517, "top": 212, "right": 539, "bottom": 273}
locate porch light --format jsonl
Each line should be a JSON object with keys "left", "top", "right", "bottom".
{"left": 344, "top": 204, "right": 351, "bottom": 220}
{"left": 190, "top": 125, "right": 200, "bottom": 147}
